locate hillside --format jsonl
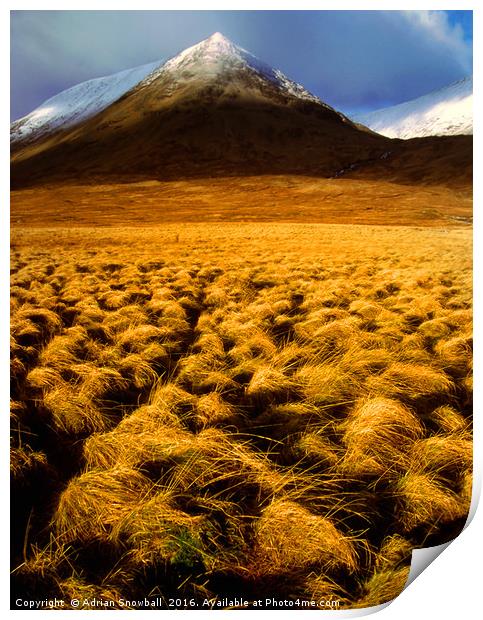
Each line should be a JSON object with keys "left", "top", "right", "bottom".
{"left": 354, "top": 77, "right": 472, "bottom": 139}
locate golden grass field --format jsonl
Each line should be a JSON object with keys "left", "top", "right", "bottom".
{"left": 11, "top": 215, "right": 472, "bottom": 608}
{"left": 10, "top": 175, "right": 472, "bottom": 227}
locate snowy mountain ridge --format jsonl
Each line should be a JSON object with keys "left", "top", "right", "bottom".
{"left": 354, "top": 77, "right": 472, "bottom": 139}
{"left": 10, "top": 60, "right": 162, "bottom": 145}
{"left": 139, "top": 32, "right": 321, "bottom": 103}
{"left": 11, "top": 32, "right": 322, "bottom": 147}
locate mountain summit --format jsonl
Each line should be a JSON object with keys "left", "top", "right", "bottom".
{"left": 11, "top": 32, "right": 323, "bottom": 148}
{"left": 354, "top": 77, "right": 473, "bottom": 139}
{"left": 141, "top": 31, "right": 321, "bottom": 104}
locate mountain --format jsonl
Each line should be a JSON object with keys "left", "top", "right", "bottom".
{"left": 354, "top": 77, "right": 472, "bottom": 139}
{"left": 10, "top": 34, "right": 472, "bottom": 190}
{"left": 11, "top": 32, "right": 324, "bottom": 148}
{"left": 11, "top": 32, "right": 387, "bottom": 186}
{"left": 10, "top": 61, "right": 161, "bottom": 147}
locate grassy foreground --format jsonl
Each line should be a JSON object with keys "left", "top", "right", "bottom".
{"left": 11, "top": 223, "right": 472, "bottom": 609}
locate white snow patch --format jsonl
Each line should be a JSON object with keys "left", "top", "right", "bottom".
{"left": 354, "top": 77, "right": 472, "bottom": 139}
{"left": 139, "top": 32, "right": 320, "bottom": 104}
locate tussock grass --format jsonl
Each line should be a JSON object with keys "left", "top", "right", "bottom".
{"left": 118, "top": 324, "right": 166, "bottom": 352}
{"left": 355, "top": 566, "right": 410, "bottom": 607}
{"left": 367, "top": 362, "right": 454, "bottom": 400}
{"left": 246, "top": 365, "right": 297, "bottom": 403}
{"left": 253, "top": 500, "right": 357, "bottom": 574}
{"left": 374, "top": 534, "right": 413, "bottom": 571}
{"left": 39, "top": 326, "right": 89, "bottom": 368}
{"left": 167, "top": 428, "right": 287, "bottom": 500}
{"left": 43, "top": 383, "right": 108, "bottom": 435}
{"left": 83, "top": 425, "right": 193, "bottom": 471}
{"left": 11, "top": 224, "right": 472, "bottom": 609}
{"left": 408, "top": 436, "right": 472, "bottom": 485}
{"left": 195, "top": 392, "right": 238, "bottom": 428}
{"left": 426, "top": 405, "right": 469, "bottom": 434}
{"left": 59, "top": 578, "right": 124, "bottom": 609}
{"left": 435, "top": 334, "right": 472, "bottom": 377}
{"left": 395, "top": 473, "right": 470, "bottom": 533}
{"left": 119, "top": 354, "right": 159, "bottom": 389}
{"left": 11, "top": 447, "right": 51, "bottom": 486}
{"left": 295, "top": 362, "right": 358, "bottom": 406}
{"left": 341, "top": 397, "right": 423, "bottom": 478}
{"left": 53, "top": 466, "right": 152, "bottom": 543}
{"left": 13, "top": 307, "right": 62, "bottom": 344}
{"left": 292, "top": 433, "right": 340, "bottom": 470}
{"left": 110, "top": 490, "right": 206, "bottom": 566}
{"left": 26, "top": 366, "right": 63, "bottom": 391}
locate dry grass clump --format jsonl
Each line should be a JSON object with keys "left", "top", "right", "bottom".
{"left": 83, "top": 404, "right": 193, "bottom": 470}
{"left": 53, "top": 466, "right": 152, "bottom": 543}
{"left": 149, "top": 383, "right": 197, "bottom": 424}
{"left": 310, "top": 318, "right": 361, "bottom": 353}
{"left": 167, "top": 428, "right": 287, "bottom": 500}
{"left": 253, "top": 500, "right": 357, "bottom": 574}
{"left": 176, "top": 352, "right": 225, "bottom": 392}
{"left": 374, "top": 534, "right": 413, "bottom": 571}
{"left": 59, "top": 578, "right": 124, "bottom": 609}
{"left": 227, "top": 329, "right": 277, "bottom": 363}
{"left": 304, "top": 575, "right": 351, "bottom": 608}
{"left": 195, "top": 392, "right": 238, "bottom": 429}
{"left": 351, "top": 533, "right": 414, "bottom": 607}
{"left": 12, "top": 307, "right": 62, "bottom": 345}
{"left": 417, "top": 317, "right": 452, "bottom": 342}
{"left": 435, "top": 333, "right": 472, "bottom": 377}
{"left": 26, "top": 366, "right": 63, "bottom": 391}
{"left": 340, "top": 397, "right": 423, "bottom": 478}
{"left": 192, "top": 332, "right": 225, "bottom": 357}
{"left": 354, "top": 566, "right": 410, "bottom": 608}
{"left": 39, "top": 326, "right": 89, "bottom": 368}
{"left": 252, "top": 401, "right": 324, "bottom": 444}
{"left": 246, "top": 364, "right": 297, "bottom": 404}
{"left": 11, "top": 447, "right": 51, "bottom": 486}
{"left": 43, "top": 383, "right": 108, "bottom": 435}
{"left": 102, "top": 304, "right": 147, "bottom": 332}
{"left": 291, "top": 433, "right": 340, "bottom": 470}
{"left": 366, "top": 362, "right": 454, "bottom": 401}
{"left": 69, "top": 363, "right": 129, "bottom": 397}
{"left": 408, "top": 435, "right": 472, "bottom": 486}
{"left": 110, "top": 490, "right": 207, "bottom": 567}
{"left": 425, "top": 405, "right": 469, "bottom": 434}
{"left": 394, "top": 473, "right": 470, "bottom": 533}
{"left": 118, "top": 324, "right": 166, "bottom": 352}
{"left": 119, "top": 354, "right": 159, "bottom": 389}
{"left": 294, "top": 362, "right": 358, "bottom": 406}
{"left": 341, "top": 345, "right": 392, "bottom": 376}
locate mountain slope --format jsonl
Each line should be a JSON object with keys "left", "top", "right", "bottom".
{"left": 355, "top": 77, "right": 472, "bottom": 139}
{"left": 10, "top": 61, "right": 161, "bottom": 147}
{"left": 11, "top": 33, "right": 389, "bottom": 186}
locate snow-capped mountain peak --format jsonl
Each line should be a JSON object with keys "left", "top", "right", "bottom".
{"left": 354, "top": 76, "right": 473, "bottom": 139}
{"left": 138, "top": 32, "right": 320, "bottom": 104}
{"left": 11, "top": 32, "right": 324, "bottom": 148}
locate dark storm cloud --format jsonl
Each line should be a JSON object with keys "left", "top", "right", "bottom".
{"left": 10, "top": 10, "right": 472, "bottom": 121}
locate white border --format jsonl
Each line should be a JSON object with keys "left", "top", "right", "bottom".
{"left": 4, "top": 2, "right": 480, "bottom": 619}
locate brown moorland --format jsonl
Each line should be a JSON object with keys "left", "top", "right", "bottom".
{"left": 11, "top": 220, "right": 472, "bottom": 609}
{"left": 11, "top": 172, "right": 472, "bottom": 228}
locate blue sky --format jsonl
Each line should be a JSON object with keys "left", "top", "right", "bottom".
{"left": 10, "top": 10, "right": 473, "bottom": 121}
